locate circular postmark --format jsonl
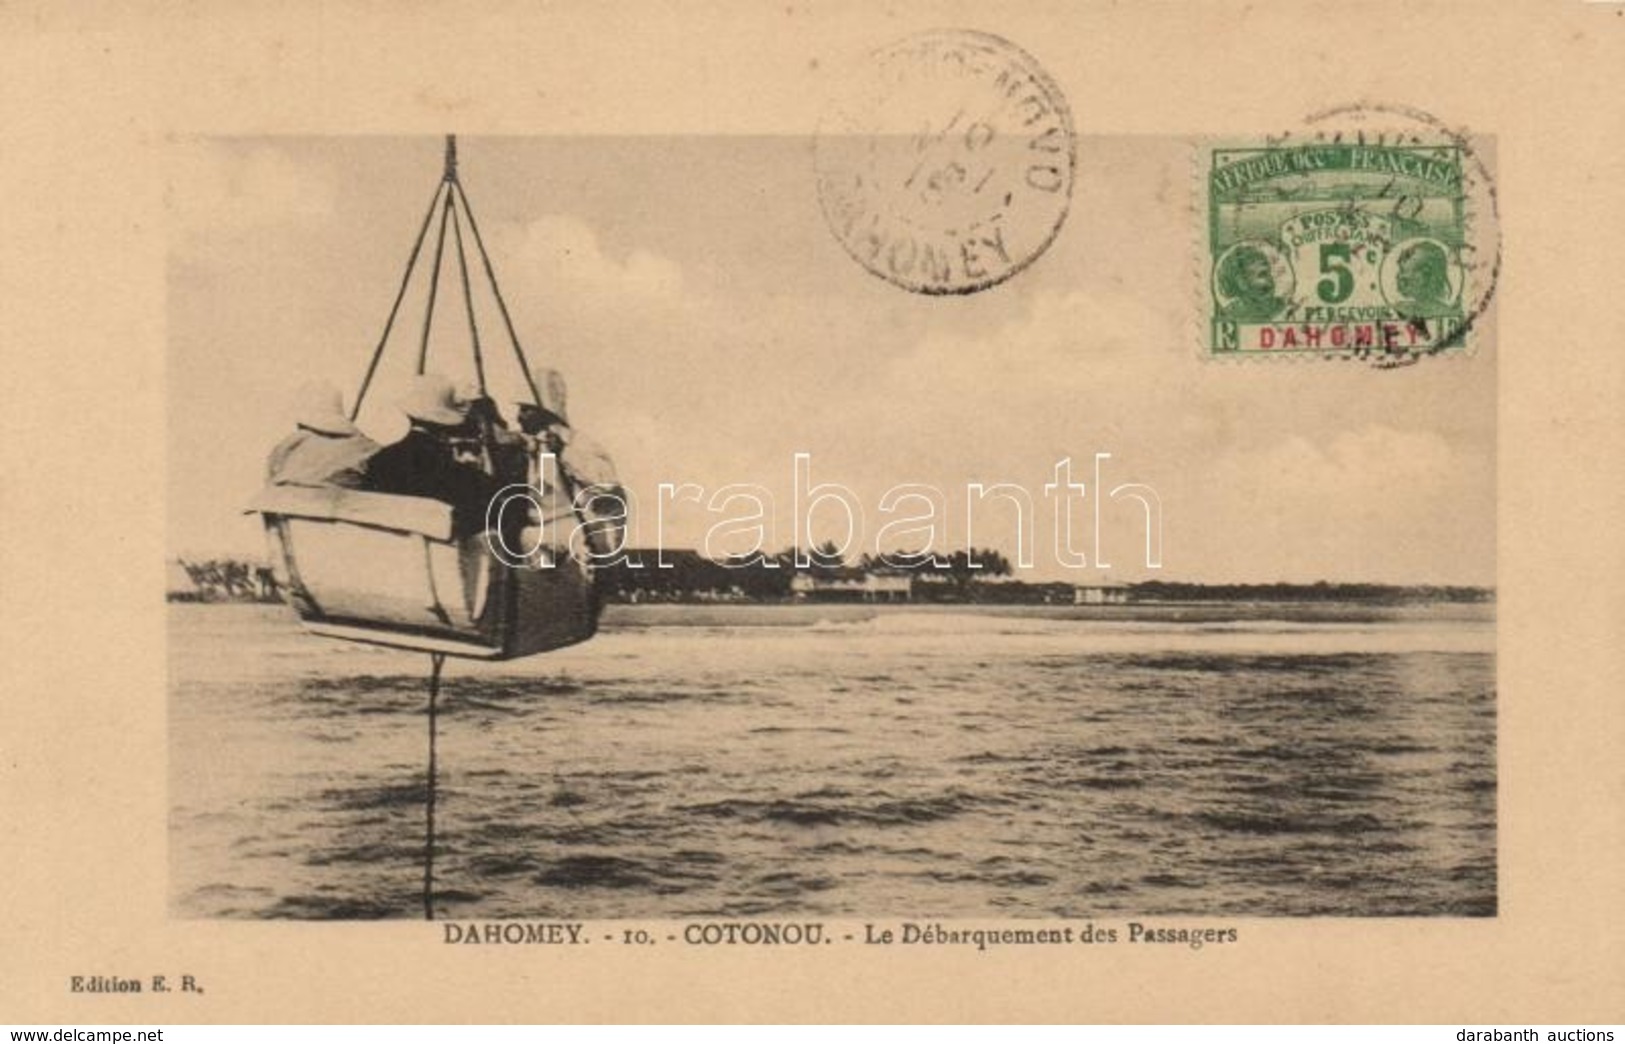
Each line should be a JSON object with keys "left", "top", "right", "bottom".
{"left": 1290, "top": 102, "right": 1500, "bottom": 366}
{"left": 815, "top": 30, "right": 1076, "bottom": 295}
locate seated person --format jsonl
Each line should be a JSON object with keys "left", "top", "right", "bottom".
{"left": 365, "top": 374, "right": 505, "bottom": 538}
{"left": 514, "top": 373, "right": 628, "bottom": 560}
{"left": 563, "top": 438, "right": 629, "bottom": 560}
{"left": 266, "top": 381, "right": 380, "bottom": 488}
{"left": 454, "top": 381, "right": 533, "bottom": 487}
{"left": 484, "top": 400, "right": 564, "bottom": 565}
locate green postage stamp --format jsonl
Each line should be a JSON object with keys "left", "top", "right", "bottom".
{"left": 1207, "top": 142, "right": 1474, "bottom": 360}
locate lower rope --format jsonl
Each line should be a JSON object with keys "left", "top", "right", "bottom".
{"left": 423, "top": 652, "right": 446, "bottom": 921}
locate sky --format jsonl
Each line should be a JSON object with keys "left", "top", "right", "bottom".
{"left": 166, "top": 134, "right": 1496, "bottom": 585}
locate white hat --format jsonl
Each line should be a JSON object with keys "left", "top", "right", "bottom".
{"left": 399, "top": 374, "right": 469, "bottom": 427}
{"left": 454, "top": 378, "right": 485, "bottom": 406}
{"left": 293, "top": 381, "right": 360, "bottom": 436}
{"left": 528, "top": 366, "right": 569, "bottom": 424}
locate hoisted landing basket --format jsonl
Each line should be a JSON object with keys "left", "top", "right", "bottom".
{"left": 249, "top": 136, "right": 600, "bottom": 661}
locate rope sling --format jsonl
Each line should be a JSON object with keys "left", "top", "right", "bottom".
{"left": 350, "top": 135, "right": 546, "bottom": 417}
{"left": 345, "top": 136, "right": 548, "bottom": 920}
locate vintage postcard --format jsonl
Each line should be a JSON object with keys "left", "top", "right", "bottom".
{"left": 2, "top": 0, "right": 1622, "bottom": 1026}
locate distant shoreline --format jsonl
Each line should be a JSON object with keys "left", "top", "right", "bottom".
{"left": 165, "top": 554, "right": 1493, "bottom": 609}
{"left": 169, "top": 600, "right": 1496, "bottom": 630}
{"left": 165, "top": 588, "right": 1496, "bottom": 607}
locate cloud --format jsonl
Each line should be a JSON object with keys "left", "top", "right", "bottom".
{"left": 464, "top": 214, "right": 761, "bottom": 522}
{"left": 890, "top": 286, "right": 1174, "bottom": 402}
{"left": 168, "top": 140, "right": 337, "bottom": 256}
{"left": 815, "top": 287, "right": 1184, "bottom": 479}
{"left": 1184, "top": 425, "right": 1494, "bottom": 583}
{"left": 510, "top": 214, "right": 684, "bottom": 304}
{"left": 552, "top": 285, "right": 1196, "bottom": 568}
{"left": 1211, "top": 426, "right": 1461, "bottom": 524}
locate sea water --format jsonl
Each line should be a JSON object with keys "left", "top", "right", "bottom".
{"left": 169, "top": 602, "right": 1495, "bottom": 919}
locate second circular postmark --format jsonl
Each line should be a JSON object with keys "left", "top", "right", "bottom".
{"left": 815, "top": 30, "right": 1076, "bottom": 296}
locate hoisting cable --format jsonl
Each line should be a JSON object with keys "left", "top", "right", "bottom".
{"left": 423, "top": 651, "right": 446, "bottom": 921}
{"left": 350, "top": 178, "right": 449, "bottom": 419}
{"left": 416, "top": 191, "right": 455, "bottom": 377}
{"left": 449, "top": 202, "right": 488, "bottom": 398}
{"left": 452, "top": 178, "right": 546, "bottom": 408}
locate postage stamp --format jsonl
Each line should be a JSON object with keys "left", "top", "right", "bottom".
{"left": 815, "top": 30, "right": 1075, "bottom": 295}
{"left": 1205, "top": 138, "right": 1481, "bottom": 361}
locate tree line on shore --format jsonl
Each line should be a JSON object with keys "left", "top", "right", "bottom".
{"left": 167, "top": 557, "right": 281, "bottom": 603}
{"left": 594, "top": 544, "right": 1023, "bottom": 603}
{"left": 1128, "top": 580, "right": 1493, "bottom": 605}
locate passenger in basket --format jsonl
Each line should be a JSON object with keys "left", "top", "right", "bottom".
{"left": 489, "top": 403, "right": 562, "bottom": 567}
{"left": 266, "top": 381, "right": 380, "bottom": 489}
{"left": 365, "top": 374, "right": 503, "bottom": 538}
{"left": 515, "top": 367, "right": 628, "bottom": 561}
{"left": 454, "top": 380, "right": 530, "bottom": 485}
{"left": 513, "top": 364, "right": 571, "bottom": 453}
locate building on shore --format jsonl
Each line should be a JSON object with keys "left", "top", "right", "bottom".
{"left": 1075, "top": 580, "right": 1131, "bottom": 606}
{"left": 789, "top": 570, "right": 912, "bottom": 603}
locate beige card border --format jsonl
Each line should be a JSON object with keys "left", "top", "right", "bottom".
{"left": 3, "top": 0, "right": 1622, "bottom": 1025}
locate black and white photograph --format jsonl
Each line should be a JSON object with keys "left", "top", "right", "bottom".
{"left": 167, "top": 127, "right": 1495, "bottom": 922}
